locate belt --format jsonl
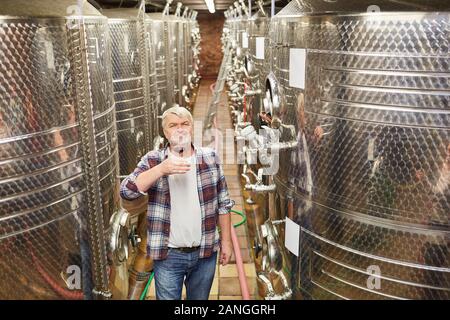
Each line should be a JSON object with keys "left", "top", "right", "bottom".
{"left": 172, "top": 246, "right": 200, "bottom": 253}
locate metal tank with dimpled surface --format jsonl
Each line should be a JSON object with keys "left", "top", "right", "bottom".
{"left": 252, "top": 0, "right": 450, "bottom": 300}
{"left": 0, "top": 0, "right": 125, "bottom": 299}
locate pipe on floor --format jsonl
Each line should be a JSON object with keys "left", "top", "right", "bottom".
{"left": 230, "top": 223, "right": 251, "bottom": 300}
{"left": 211, "top": 80, "right": 251, "bottom": 300}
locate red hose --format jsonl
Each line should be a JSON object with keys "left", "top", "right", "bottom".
{"left": 31, "top": 250, "right": 84, "bottom": 300}
{"left": 243, "top": 83, "right": 247, "bottom": 123}
{"left": 230, "top": 225, "right": 251, "bottom": 300}
{"left": 26, "top": 235, "right": 84, "bottom": 300}
{"left": 210, "top": 82, "right": 216, "bottom": 94}
{"left": 213, "top": 108, "right": 251, "bottom": 300}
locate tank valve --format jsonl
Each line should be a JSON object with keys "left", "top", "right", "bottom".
{"left": 245, "top": 89, "right": 262, "bottom": 97}
{"left": 242, "top": 166, "right": 276, "bottom": 193}
{"left": 128, "top": 224, "right": 141, "bottom": 248}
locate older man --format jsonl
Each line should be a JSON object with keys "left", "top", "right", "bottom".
{"left": 120, "top": 106, "right": 233, "bottom": 300}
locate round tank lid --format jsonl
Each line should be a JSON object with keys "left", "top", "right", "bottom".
{"left": 0, "top": 0, "right": 103, "bottom": 18}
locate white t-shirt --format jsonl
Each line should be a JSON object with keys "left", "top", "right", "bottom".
{"left": 167, "top": 151, "right": 202, "bottom": 248}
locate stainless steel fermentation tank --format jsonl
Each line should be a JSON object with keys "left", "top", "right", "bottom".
{"left": 103, "top": 8, "right": 159, "bottom": 300}
{"left": 103, "top": 9, "right": 156, "bottom": 179}
{"left": 224, "top": 2, "right": 253, "bottom": 129}
{"left": 0, "top": 0, "right": 125, "bottom": 299}
{"left": 226, "top": 1, "right": 249, "bottom": 57}
{"left": 249, "top": 0, "right": 450, "bottom": 299}
{"left": 233, "top": 0, "right": 250, "bottom": 65}
{"left": 245, "top": 1, "right": 270, "bottom": 138}
{"left": 183, "top": 9, "right": 201, "bottom": 108}
{"left": 170, "top": 2, "right": 189, "bottom": 108}
{"left": 179, "top": 5, "right": 191, "bottom": 106}
{"left": 151, "top": 1, "right": 197, "bottom": 111}
{"left": 146, "top": 11, "right": 175, "bottom": 114}
{"left": 144, "top": 13, "right": 160, "bottom": 148}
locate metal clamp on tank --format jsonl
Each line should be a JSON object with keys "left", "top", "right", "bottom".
{"left": 228, "top": 82, "right": 246, "bottom": 102}
{"left": 256, "top": 0, "right": 267, "bottom": 16}
{"left": 109, "top": 207, "right": 135, "bottom": 265}
{"left": 236, "top": 125, "right": 263, "bottom": 162}
{"left": 245, "top": 88, "right": 262, "bottom": 97}
{"left": 241, "top": 164, "right": 276, "bottom": 193}
{"left": 257, "top": 220, "right": 293, "bottom": 300}
{"left": 238, "top": 123, "right": 287, "bottom": 155}
{"left": 162, "top": 0, "right": 174, "bottom": 16}
{"left": 257, "top": 74, "right": 299, "bottom": 152}
{"left": 262, "top": 120, "right": 298, "bottom": 153}
{"left": 229, "top": 81, "right": 261, "bottom": 101}
{"left": 175, "top": 2, "right": 183, "bottom": 17}
{"left": 244, "top": 55, "right": 259, "bottom": 82}
{"left": 232, "top": 111, "right": 251, "bottom": 132}
{"left": 239, "top": 124, "right": 264, "bottom": 149}
{"left": 238, "top": 0, "right": 249, "bottom": 17}
{"left": 257, "top": 271, "right": 293, "bottom": 300}
{"left": 233, "top": 1, "right": 243, "bottom": 17}
{"left": 182, "top": 6, "right": 189, "bottom": 18}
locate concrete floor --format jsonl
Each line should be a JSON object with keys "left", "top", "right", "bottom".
{"left": 145, "top": 80, "right": 259, "bottom": 300}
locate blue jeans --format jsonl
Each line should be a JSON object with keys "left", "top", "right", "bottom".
{"left": 153, "top": 248, "right": 217, "bottom": 300}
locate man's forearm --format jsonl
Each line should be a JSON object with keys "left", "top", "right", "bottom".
{"left": 135, "top": 164, "right": 164, "bottom": 192}
{"left": 218, "top": 213, "right": 232, "bottom": 243}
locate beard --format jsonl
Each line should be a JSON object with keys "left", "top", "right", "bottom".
{"left": 168, "top": 129, "right": 192, "bottom": 151}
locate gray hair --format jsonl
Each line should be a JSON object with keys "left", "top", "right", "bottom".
{"left": 161, "top": 105, "right": 193, "bottom": 129}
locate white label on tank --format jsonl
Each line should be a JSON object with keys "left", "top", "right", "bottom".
{"left": 130, "top": 116, "right": 135, "bottom": 134}
{"left": 94, "top": 38, "right": 100, "bottom": 59}
{"left": 124, "top": 33, "right": 129, "bottom": 53}
{"left": 242, "top": 32, "right": 248, "bottom": 49}
{"left": 285, "top": 217, "right": 300, "bottom": 256}
{"left": 147, "top": 32, "right": 152, "bottom": 49}
{"left": 256, "top": 37, "right": 265, "bottom": 60}
{"left": 368, "top": 138, "right": 375, "bottom": 161}
{"left": 289, "top": 48, "right": 306, "bottom": 89}
{"left": 44, "top": 41, "right": 55, "bottom": 70}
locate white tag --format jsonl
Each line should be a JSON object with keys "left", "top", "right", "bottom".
{"left": 368, "top": 138, "right": 375, "bottom": 161}
{"left": 256, "top": 37, "right": 265, "bottom": 60}
{"left": 44, "top": 41, "right": 55, "bottom": 70}
{"left": 242, "top": 32, "right": 248, "bottom": 49}
{"left": 284, "top": 217, "right": 300, "bottom": 256}
{"left": 94, "top": 38, "right": 100, "bottom": 59}
{"left": 147, "top": 32, "right": 152, "bottom": 50}
{"left": 124, "top": 33, "right": 129, "bottom": 53}
{"left": 289, "top": 48, "right": 306, "bottom": 89}
{"left": 130, "top": 117, "right": 135, "bottom": 134}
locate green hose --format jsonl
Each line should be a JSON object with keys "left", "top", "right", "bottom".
{"left": 231, "top": 209, "right": 247, "bottom": 227}
{"left": 139, "top": 209, "right": 247, "bottom": 300}
{"left": 139, "top": 271, "right": 155, "bottom": 300}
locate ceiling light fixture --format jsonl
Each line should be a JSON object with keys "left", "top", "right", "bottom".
{"left": 204, "top": 0, "right": 215, "bottom": 13}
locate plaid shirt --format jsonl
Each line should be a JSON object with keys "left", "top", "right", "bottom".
{"left": 120, "top": 145, "right": 233, "bottom": 260}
